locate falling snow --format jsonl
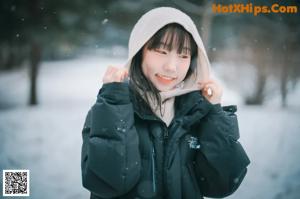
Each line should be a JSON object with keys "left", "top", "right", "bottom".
{"left": 0, "top": 54, "right": 299, "bottom": 199}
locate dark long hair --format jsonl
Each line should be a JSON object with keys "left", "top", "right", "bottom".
{"left": 129, "top": 23, "right": 198, "bottom": 115}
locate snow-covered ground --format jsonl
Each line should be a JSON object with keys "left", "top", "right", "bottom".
{"left": 0, "top": 54, "right": 299, "bottom": 199}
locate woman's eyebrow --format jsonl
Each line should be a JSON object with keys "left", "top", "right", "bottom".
{"left": 180, "top": 47, "right": 191, "bottom": 53}
{"left": 158, "top": 42, "right": 171, "bottom": 49}
{"left": 177, "top": 47, "right": 191, "bottom": 55}
{"left": 158, "top": 42, "right": 191, "bottom": 53}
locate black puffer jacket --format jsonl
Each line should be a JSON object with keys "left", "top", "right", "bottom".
{"left": 81, "top": 82, "right": 250, "bottom": 199}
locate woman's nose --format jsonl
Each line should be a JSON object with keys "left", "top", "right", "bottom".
{"left": 164, "top": 55, "right": 177, "bottom": 72}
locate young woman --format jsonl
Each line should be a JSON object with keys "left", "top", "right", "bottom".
{"left": 81, "top": 7, "right": 250, "bottom": 199}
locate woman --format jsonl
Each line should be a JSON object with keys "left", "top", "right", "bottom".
{"left": 81, "top": 7, "right": 250, "bottom": 199}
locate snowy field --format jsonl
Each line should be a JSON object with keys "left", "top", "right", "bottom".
{"left": 0, "top": 54, "right": 299, "bottom": 199}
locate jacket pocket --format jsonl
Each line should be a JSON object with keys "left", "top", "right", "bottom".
{"left": 135, "top": 158, "right": 156, "bottom": 199}
{"left": 186, "top": 162, "right": 202, "bottom": 198}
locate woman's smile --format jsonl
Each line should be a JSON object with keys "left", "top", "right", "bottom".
{"left": 155, "top": 73, "right": 177, "bottom": 84}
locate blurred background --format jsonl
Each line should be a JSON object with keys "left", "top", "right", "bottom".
{"left": 0, "top": 0, "right": 299, "bottom": 198}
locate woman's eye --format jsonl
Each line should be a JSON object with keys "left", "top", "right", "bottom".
{"left": 179, "top": 54, "right": 190, "bottom": 59}
{"left": 155, "top": 49, "right": 167, "bottom": 54}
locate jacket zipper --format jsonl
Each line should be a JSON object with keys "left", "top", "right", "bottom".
{"left": 163, "top": 129, "right": 168, "bottom": 139}
{"left": 162, "top": 126, "right": 168, "bottom": 198}
{"left": 152, "top": 147, "right": 156, "bottom": 193}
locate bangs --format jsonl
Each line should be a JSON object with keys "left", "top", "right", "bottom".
{"left": 146, "top": 23, "right": 197, "bottom": 56}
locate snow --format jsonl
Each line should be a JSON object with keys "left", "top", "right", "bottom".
{"left": 0, "top": 54, "right": 299, "bottom": 199}
{"left": 226, "top": 106, "right": 300, "bottom": 199}
{"left": 102, "top": 18, "right": 109, "bottom": 25}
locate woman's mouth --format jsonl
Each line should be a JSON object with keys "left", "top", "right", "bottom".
{"left": 155, "top": 74, "right": 177, "bottom": 84}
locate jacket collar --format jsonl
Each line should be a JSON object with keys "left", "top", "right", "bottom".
{"left": 174, "top": 91, "right": 206, "bottom": 118}
{"left": 130, "top": 89, "right": 206, "bottom": 122}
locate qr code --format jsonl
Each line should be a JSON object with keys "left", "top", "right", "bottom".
{"left": 3, "top": 170, "right": 30, "bottom": 196}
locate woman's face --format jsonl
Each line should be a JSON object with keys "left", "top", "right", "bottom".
{"left": 141, "top": 42, "right": 191, "bottom": 92}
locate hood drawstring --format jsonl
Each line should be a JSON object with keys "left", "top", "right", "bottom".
{"left": 151, "top": 147, "right": 156, "bottom": 193}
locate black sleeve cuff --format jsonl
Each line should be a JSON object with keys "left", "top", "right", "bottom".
{"left": 210, "top": 103, "right": 223, "bottom": 114}
{"left": 200, "top": 94, "right": 223, "bottom": 114}
{"left": 97, "top": 82, "right": 130, "bottom": 104}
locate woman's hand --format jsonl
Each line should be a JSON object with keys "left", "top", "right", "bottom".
{"left": 102, "top": 66, "right": 128, "bottom": 84}
{"left": 198, "top": 79, "right": 223, "bottom": 104}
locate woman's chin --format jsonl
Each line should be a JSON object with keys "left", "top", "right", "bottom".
{"left": 155, "top": 84, "right": 177, "bottom": 92}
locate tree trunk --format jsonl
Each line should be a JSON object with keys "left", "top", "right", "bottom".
{"left": 280, "top": 60, "right": 288, "bottom": 108}
{"left": 280, "top": 31, "right": 297, "bottom": 108}
{"left": 245, "top": 47, "right": 267, "bottom": 105}
{"left": 200, "top": 1, "right": 213, "bottom": 50}
{"left": 28, "top": 42, "right": 41, "bottom": 106}
{"left": 246, "top": 71, "right": 267, "bottom": 105}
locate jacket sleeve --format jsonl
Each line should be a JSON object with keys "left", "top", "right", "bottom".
{"left": 81, "top": 82, "right": 141, "bottom": 198}
{"left": 194, "top": 102, "right": 250, "bottom": 198}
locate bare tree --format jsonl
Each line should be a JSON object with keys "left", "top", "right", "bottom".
{"left": 171, "top": 0, "right": 214, "bottom": 48}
